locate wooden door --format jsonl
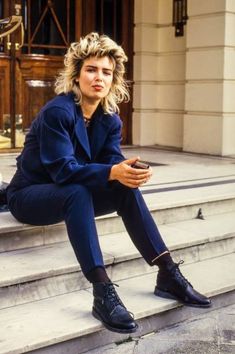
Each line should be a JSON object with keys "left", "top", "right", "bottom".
{"left": 0, "top": 0, "right": 133, "bottom": 150}
{"left": 0, "top": 0, "right": 81, "bottom": 149}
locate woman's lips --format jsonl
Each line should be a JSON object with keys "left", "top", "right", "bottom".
{"left": 92, "top": 85, "right": 103, "bottom": 91}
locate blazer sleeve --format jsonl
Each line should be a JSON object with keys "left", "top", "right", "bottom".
{"left": 98, "top": 115, "right": 125, "bottom": 164}
{"left": 39, "top": 107, "right": 112, "bottom": 187}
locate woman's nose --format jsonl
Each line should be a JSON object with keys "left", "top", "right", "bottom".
{"left": 95, "top": 70, "right": 103, "bottom": 81}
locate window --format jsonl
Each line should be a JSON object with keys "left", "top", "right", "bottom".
{"left": 21, "top": 0, "right": 76, "bottom": 55}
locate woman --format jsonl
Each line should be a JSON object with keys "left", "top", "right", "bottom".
{"left": 7, "top": 33, "right": 211, "bottom": 334}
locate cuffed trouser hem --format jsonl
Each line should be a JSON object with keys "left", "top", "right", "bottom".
{"left": 151, "top": 250, "right": 170, "bottom": 264}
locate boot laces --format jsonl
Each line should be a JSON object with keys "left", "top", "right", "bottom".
{"left": 172, "top": 260, "right": 193, "bottom": 288}
{"left": 104, "top": 283, "right": 134, "bottom": 318}
{"left": 104, "top": 283, "right": 124, "bottom": 309}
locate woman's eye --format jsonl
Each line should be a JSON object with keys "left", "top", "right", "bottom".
{"left": 103, "top": 71, "right": 111, "bottom": 76}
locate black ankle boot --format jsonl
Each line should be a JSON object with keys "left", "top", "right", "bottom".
{"left": 92, "top": 282, "right": 138, "bottom": 333}
{"left": 154, "top": 261, "right": 211, "bottom": 308}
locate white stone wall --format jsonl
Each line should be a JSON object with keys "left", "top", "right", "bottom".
{"left": 184, "top": 0, "right": 235, "bottom": 155}
{"left": 133, "top": 0, "right": 235, "bottom": 156}
{"left": 133, "top": 0, "right": 186, "bottom": 148}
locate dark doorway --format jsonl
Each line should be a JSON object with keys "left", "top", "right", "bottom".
{"left": 81, "top": 0, "right": 134, "bottom": 144}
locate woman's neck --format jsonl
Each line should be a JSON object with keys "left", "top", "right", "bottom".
{"left": 81, "top": 100, "right": 100, "bottom": 119}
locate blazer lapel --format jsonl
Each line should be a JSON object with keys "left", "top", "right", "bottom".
{"left": 90, "top": 110, "right": 111, "bottom": 160}
{"left": 74, "top": 111, "right": 91, "bottom": 160}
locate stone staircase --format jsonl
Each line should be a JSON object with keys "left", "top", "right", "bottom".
{"left": 0, "top": 175, "right": 235, "bottom": 354}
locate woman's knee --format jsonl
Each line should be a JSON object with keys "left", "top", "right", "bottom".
{"left": 62, "top": 184, "right": 92, "bottom": 208}
{"left": 113, "top": 182, "right": 140, "bottom": 198}
{"left": 110, "top": 183, "right": 141, "bottom": 212}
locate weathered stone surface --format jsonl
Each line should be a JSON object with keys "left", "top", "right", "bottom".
{"left": 0, "top": 255, "right": 235, "bottom": 354}
{"left": 83, "top": 304, "right": 235, "bottom": 354}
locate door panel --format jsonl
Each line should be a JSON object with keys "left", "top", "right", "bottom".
{"left": 17, "top": 56, "right": 63, "bottom": 130}
{"left": 0, "top": 57, "right": 10, "bottom": 131}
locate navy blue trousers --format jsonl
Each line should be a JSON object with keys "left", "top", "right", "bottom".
{"left": 7, "top": 181, "right": 168, "bottom": 276}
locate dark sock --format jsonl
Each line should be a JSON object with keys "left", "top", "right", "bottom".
{"left": 86, "top": 266, "right": 110, "bottom": 283}
{"left": 153, "top": 252, "right": 175, "bottom": 270}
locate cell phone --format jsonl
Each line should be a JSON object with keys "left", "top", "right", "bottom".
{"left": 131, "top": 161, "right": 149, "bottom": 169}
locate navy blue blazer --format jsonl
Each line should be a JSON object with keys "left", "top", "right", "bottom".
{"left": 16, "top": 92, "right": 125, "bottom": 188}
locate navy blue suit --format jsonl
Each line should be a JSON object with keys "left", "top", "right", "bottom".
{"left": 7, "top": 93, "right": 167, "bottom": 276}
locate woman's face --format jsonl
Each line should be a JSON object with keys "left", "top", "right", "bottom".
{"left": 76, "top": 56, "right": 114, "bottom": 105}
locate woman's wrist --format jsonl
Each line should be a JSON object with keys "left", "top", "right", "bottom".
{"left": 109, "top": 165, "right": 117, "bottom": 181}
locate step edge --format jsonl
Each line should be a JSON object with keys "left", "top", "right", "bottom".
{"left": 1, "top": 231, "right": 235, "bottom": 288}
{"left": 1, "top": 228, "right": 235, "bottom": 287}
{"left": 1, "top": 193, "right": 235, "bottom": 234}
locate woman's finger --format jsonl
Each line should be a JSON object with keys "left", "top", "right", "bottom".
{"left": 126, "top": 168, "right": 150, "bottom": 178}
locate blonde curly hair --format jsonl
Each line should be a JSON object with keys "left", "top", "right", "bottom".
{"left": 55, "top": 32, "right": 130, "bottom": 114}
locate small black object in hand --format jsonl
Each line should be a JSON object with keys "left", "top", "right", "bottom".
{"left": 131, "top": 161, "right": 149, "bottom": 169}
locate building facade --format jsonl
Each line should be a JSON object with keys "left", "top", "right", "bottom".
{"left": 0, "top": 0, "right": 235, "bottom": 156}
{"left": 134, "top": 0, "right": 235, "bottom": 156}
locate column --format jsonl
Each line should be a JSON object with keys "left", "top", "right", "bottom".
{"left": 133, "top": 0, "right": 186, "bottom": 148}
{"left": 184, "top": 0, "right": 235, "bottom": 156}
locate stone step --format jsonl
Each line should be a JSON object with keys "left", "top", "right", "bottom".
{"left": 0, "top": 181, "right": 235, "bottom": 252}
{"left": 0, "top": 253, "right": 234, "bottom": 354}
{"left": 0, "top": 211, "right": 235, "bottom": 310}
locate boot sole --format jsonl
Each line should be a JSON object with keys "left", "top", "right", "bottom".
{"left": 154, "top": 288, "right": 212, "bottom": 308}
{"left": 92, "top": 307, "right": 138, "bottom": 334}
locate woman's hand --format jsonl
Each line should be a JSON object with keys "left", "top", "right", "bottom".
{"left": 109, "top": 157, "right": 152, "bottom": 188}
